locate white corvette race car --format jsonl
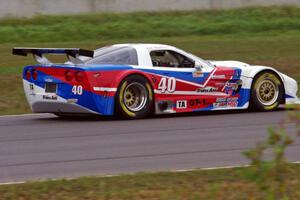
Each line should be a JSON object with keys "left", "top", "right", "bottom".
{"left": 13, "top": 44, "right": 299, "bottom": 118}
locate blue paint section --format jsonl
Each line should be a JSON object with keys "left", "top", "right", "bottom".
{"left": 93, "top": 95, "right": 115, "bottom": 115}
{"left": 285, "top": 94, "right": 295, "bottom": 98}
{"left": 57, "top": 83, "right": 99, "bottom": 114}
{"left": 224, "top": 69, "right": 249, "bottom": 108}
{"left": 237, "top": 88, "right": 251, "bottom": 107}
{"left": 233, "top": 68, "right": 242, "bottom": 80}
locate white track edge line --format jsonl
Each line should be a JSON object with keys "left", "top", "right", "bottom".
{"left": 0, "top": 113, "right": 49, "bottom": 118}
{"left": 1, "top": 162, "right": 300, "bottom": 186}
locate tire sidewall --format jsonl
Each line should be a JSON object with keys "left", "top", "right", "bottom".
{"left": 251, "top": 71, "right": 284, "bottom": 111}
{"left": 116, "top": 75, "right": 153, "bottom": 118}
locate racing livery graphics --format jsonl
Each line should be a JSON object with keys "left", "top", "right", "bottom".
{"left": 13, "top": 44, "right": 299, "bottom": 118}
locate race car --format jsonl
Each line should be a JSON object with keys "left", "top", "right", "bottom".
{"left": 13, "top": 44, "right": 299, "bottom": 118}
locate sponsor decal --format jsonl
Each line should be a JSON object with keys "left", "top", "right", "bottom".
{"left": 212, "top": 75, "right": 226, "bottom": 79}
{"left": 227, "top": 97, "right": 239, "bottom": 102}
{"left": 192, "top": 71, "right": 204, "bottom": 78}
{"left": 214, "top": 97, "right": 238, "bottom": 108}
{"left": 225, "top": 82, "right": 239, "bottom": 90}
{"left": 189, "top": 99, "right": 212, "bottom": 107}
{"left": 216, "top": 97, "right": 238, "bottom": 103}
{"left": 67, "top": 98, "right": 78, "bottom": 103}
{"left": 215, "top": 82, "right": 225, "bottom": 87}
{"left": 196, "top": 87, "right": 217, "bottom": 93}
{"left": 216, "top": 97, "right": 226, "bottom": 103}
{"left": 42, "top": 94, "right": 58, "bottom": 100}
{"left": 214, "top": 101, "right": 238, "bottom": 108}
{"left": 224, "top": 80, "right": 242, "bottom": 94}
{"left": 176, "top": 100, "right": 187, "bottom": 109}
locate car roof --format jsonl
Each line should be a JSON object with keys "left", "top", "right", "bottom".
{"left": 107, "top": 43, "right": 176, "bottom": 50}
{"left": 114, "top": 43, "right": 172, "bottom": 47}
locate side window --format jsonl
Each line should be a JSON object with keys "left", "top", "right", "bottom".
{"left": 150, "top": 50, "right": 194, "bottom": 68}
{"left": 86, "top": 47, "right": 138, "bottom": 65}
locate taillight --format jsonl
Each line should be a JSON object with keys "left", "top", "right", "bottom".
{"left": 25, "top": 70, "right": 31, "bottom": 80}
{"left": 32, "top": 69, "right": 38, "bottom": 80}
{"left": 75, "top": 71, "right": 84, "bottom": 82}
{"left": 65, "top": 70, "right": 73, "bottom": 81}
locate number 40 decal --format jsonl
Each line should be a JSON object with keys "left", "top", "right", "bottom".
{"left": 72, "top": 85, "right": 83, "bottom": 95}
{"left": 158, "top": 77, "right": 176, "bottom": 93}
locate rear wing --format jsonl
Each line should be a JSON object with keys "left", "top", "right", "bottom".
{"left": 12, "top": 47, "right": 94, "bottom": 65}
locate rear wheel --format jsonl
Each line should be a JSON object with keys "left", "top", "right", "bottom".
{"left": 116, "top": 75, "right": 153, "bottom": 119}
{"left": 250, "top": 71, "right": 284, "bottom": 111}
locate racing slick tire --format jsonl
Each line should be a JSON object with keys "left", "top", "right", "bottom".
{"left": 116, "top": 75, "right": 154, "bottom": 119}
{"left": 250, "top": 71, "right": 284, "bottom": 111}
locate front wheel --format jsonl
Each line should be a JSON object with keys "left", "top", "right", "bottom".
{"left": 116, "top": 75, "right": 153, "bottom": 119}
{"left": 250, "top": 71, "right": 284, "bottom": 111}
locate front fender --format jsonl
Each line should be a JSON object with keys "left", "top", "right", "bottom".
{"left": 241, "top": 65, "right": 299, "bottom": 104}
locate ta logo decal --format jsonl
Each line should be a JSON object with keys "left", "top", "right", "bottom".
{"left": 176, "top": 100, "right": 187, "bottom": 109}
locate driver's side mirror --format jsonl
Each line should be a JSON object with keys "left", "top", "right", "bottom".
{"left": 193, "top": 61, "right": 203, "bottom": 77}
{"left": 194, "top": 61, "right": 203, "bottom": 71}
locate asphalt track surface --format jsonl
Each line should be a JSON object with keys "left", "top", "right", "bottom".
{"left": 0, "top": 110, "right": 299, "bottom": 183}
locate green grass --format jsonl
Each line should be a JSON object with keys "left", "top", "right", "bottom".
{"left": 0, "top": 7, "right": 299, "bottom": 115}
{"left": 1, "top": 165, "right": 300, "bottom": 200}
{"left": 1, "top": 6, "right": 300, "bottom": 43}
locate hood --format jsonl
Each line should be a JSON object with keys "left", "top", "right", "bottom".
{"left": 209, "top": 60, "right": 250, "bottom": 69}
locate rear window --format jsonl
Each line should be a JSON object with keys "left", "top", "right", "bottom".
{"left": 85, "top": 46, "right": 138, "bottom": 65}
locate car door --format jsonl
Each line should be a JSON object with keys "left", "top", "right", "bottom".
{"left": 149, "top": 49, "right": 219, "bottom": 93}
{"left": 148, "top": 49, "right": 240, "bottom": 112}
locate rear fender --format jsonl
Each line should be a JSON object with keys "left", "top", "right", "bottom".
{"left": 112, "top": 70, "right": 155, "bottom": 91}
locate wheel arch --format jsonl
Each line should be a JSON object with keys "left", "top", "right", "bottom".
{"left": 114, "top": 70, "right": 155, "bottom": 92}
{"left": 113, "top": 71, "right": 156, "bottom": 117}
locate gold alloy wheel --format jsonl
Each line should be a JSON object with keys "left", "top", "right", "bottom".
{"left": 256, "top": 79, "right": 279, "bottom": 106}
{"left": 123, "top": 82, "right": 148, "bottom": 112}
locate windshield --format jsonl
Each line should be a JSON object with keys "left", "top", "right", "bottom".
{"left": 177, "top": 49, "right": 215, "bottom": 68}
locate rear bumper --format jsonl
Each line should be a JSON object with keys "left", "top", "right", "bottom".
{"left": 32, "top": 101, "right": 96, "bottom": 114}
{"left": 23, "top": 79, "right": 100, "bottom": 115}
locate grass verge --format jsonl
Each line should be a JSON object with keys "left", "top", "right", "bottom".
{"left": 1, "top": 165, "right": 300, "bottom": 200}
{"left": 1, "top": 6, "right": 300, "bottom": 43}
